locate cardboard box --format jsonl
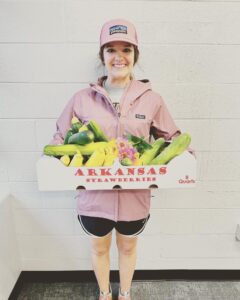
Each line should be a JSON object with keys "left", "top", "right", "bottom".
{"left": 36, "top": 151, "right": 196, "bottom": 191}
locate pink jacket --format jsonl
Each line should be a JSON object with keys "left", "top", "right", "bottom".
{"left": 50, "top": 77, "right": 180, "bottom": 221}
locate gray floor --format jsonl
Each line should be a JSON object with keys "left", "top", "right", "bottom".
{"left": 17, "top": 281, "right": 240, "bottom": 300}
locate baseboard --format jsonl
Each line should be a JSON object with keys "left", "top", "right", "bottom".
{"left": 8, "top": 270, "right": 240, "bottom": 300}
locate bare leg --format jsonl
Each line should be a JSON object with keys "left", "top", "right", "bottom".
{"left": 90, "top": 232, "right": 112, "bottom": 293}
{"left": 116, "top": 231, "right": 138, "bottom": 293}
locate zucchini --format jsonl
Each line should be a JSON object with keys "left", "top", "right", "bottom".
{"left": 139, "top": 138, "right": 165, "bottom": 165}
{"left": 44, "top": 144, "right": 83, "bottom": 156}
{"left": 71, "top": 116, "right": 83, "bottom": 133}
{"left": 87, "top": 120, "right": 108, "bottom": 142}
{"left": 68, "top": 130, "right": 95, "bottom": 145}
{"left": 63, "top": 129, "right": 73, "bottom": 144}
{"left": 150, "top": 133, "right": 191, "bottom": 165}
{"left": 44, "top": 142, "right": 108, "bottom": 157}
{"left": 71, "top": 122, "right": 82, "bottom": 133}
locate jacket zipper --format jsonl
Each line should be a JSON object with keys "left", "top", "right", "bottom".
{"left": 103, "top": 94, "right": 120, "bottom": 222}
{"left": 92, "top": 89, "right": 120, "bottom": 222}
{"left": 92, "top": 87, "right": 121, "bottom": 135}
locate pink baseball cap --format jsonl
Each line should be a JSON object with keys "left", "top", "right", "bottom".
{"left": 100, "top": 19, "right": 138, "bottom": 48}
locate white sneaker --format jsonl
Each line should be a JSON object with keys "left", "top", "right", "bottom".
{"left": 99, "top": 284, "right": 112, "bottom": 300}
{"left": 118, "top": 288, "right": 131, "bottom": 299}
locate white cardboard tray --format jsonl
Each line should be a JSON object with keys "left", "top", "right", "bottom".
{"left": 36, "top": 151, "right": 196, "bottom": 191}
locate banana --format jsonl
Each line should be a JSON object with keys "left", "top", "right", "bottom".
{"left": 85, "top": 148, "right": 106, "bottom": 167}
{"left": 60, "top": 155, "right": 70, "bottom": 166}
{"left": 108, "top": 138, "right": 117, "bottom": 146}
{"left": 103, "top": 147, "right": 117, "bottom": 166}
{"left": 107, "top": 139, "right": 118, "bottom": 156}
{"left": 69, "top": 152, "right": 83, "bottom": 167}
{"left": 103, "top": 140, "right": 118, "bottom": 166}
{"left": 103, "top": 155, "right": 117, "bottom": 166}
{"left": 78, "top": 142, "right": 108, "bottom": 155}
{"left": 133, "top": 152, "right": 142, "bottom": 166}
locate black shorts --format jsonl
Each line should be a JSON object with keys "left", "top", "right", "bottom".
{"left": 77, "top": 214, "right": 150, "bottom": 238}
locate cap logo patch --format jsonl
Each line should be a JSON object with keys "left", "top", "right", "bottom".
{"left": 109, "top": 25, "right": 127, "bottom": 35}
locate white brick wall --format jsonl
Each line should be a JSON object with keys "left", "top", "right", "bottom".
{"left": 1, "top": 2, "right": 240, "bottom": 290}
{"left": 0, "top": 189, "right": 21, "bottom": 300}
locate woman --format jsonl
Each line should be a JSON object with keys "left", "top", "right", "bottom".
{"left": 51, "top": 19, "right": 181, "bottom": 300}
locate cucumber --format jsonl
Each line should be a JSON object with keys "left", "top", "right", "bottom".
{"left": 63, "top": 129, "right": 73, "bottom": 144}
{"left": 68, "top": 130, "right": 95, "bottom": 145}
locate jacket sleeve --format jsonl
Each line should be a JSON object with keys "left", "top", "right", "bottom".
{"left": 150, "top": 95, "right": 196, "bottom": 158}
{"left": 150, "top": 96, "right": 181, "bottom": 141}
{"left": 49, "top": 95, "right": 76, "bottom": 145}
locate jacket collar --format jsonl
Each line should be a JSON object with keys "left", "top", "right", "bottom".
{"left": 89, "top": 76, "right": 152, "bottom": 103}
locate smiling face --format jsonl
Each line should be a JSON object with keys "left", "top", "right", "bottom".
{"left": 103, "top": 41, "right": 135, "bottom": 86}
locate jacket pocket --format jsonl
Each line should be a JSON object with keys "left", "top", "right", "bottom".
{"left": 122, "top": 116, "right": 151, "bottom": 140}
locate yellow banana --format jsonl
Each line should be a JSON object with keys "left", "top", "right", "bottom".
{"left": 133, "top": 152, "right": 142, "bottom": 166}
{"left": 103, "top": 144, "right": 118, "bottom": 166}
{"left": 85, "top": 148, "right": 106, "bottom": 167}
{"left": 107, "top": 140, "right": 118, "bottom": 155}
{"left": 108, "top": 139, "right": 116, "bottom": 146}
{"left": 103, "top": 155, "right": 117, "bottom": 166}
{"left": 79, "top": 142, "right": 108, "bottom": 155}
{"left": 69, "top": 152, "right": 83, "bottom": 167}
{"left": 60, "top": 155, "right": 70, "bottom": 166}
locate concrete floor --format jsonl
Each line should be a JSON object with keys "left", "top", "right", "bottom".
{"left": 17, "top": 280, "right": 240, "bottom": 300}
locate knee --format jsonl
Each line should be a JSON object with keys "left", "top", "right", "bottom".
{"left": 117, "top": 242, "right": 137, "bottom": 256}
{"left": 91, "top": 244, "right": 110, "bottom": 257}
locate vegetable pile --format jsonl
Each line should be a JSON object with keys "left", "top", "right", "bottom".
{"left": 44, "top": 117, "right": 191, "bottom": 167}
